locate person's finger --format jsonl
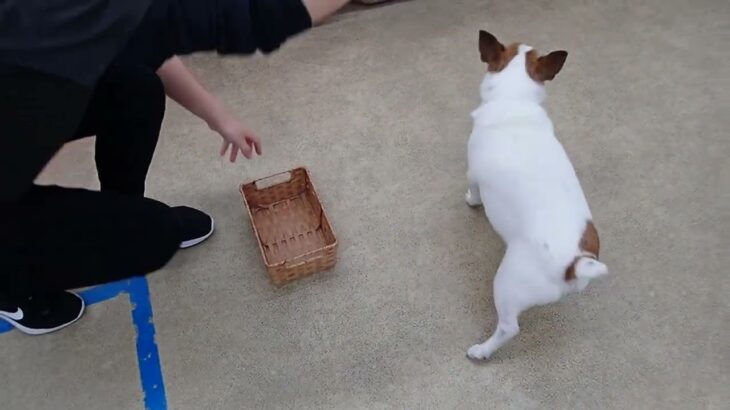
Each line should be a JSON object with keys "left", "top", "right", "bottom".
{"left": 251, "top": 136, "right": 262, "bottom": 155}
{"left": 241, "top": 142, "right": 253, "bottom": 159}
{"left": 244, "top": 135, "right": 261, "bottom": 156}
{"left": 230, "top": 145, "right": 238, "bottom": 162}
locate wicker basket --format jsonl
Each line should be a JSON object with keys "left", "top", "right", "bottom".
{"left": 240, "top": 167, "right": 337, "bottom": 286}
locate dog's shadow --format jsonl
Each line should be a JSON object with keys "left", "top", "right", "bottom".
{"left": 469, "top": 307, "right": 573, "bottom": 365}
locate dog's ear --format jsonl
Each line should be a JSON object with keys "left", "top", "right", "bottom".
{"left": 534, "top": 50, "right": 568, "bottom": 81}
{"left": 479, "top": 30, "right": 505, "bottom": 67}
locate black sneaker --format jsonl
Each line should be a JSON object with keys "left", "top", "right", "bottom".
{"left": 172, "top": 206, "right": 215, "bottom": 249}
{"left": 0, "top": 291, "right": 85, "bottom": 335}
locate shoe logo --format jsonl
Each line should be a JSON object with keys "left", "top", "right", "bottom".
{"left": 1, "top": 308, "right": 24, "bottom": 321}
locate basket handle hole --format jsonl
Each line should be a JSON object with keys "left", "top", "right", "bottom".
{"left": 255, "top": 172, "right": 292, "bottom": 190}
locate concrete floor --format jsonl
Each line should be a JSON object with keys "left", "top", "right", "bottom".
{"left": 2, "top": 0, "right": 728, "bottom": 408}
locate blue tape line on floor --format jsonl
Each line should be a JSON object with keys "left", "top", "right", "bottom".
{"left": 0, "top": 277, "right": 169, "bottom": 410}
{"left": 80, "top": 279, "right": 131, "bottom": 305}
{"left": 128, "top": 277, "right": 168, "bottom": 410}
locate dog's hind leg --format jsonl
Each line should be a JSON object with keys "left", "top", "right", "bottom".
{"left": 466, "top": 248, "right": 527, "bottom": 361}
{"left": 465, "top": 172, "right": 482, "bottom": 207}
{"left": 466, "top": 301, "right": 520, "bottom": 361}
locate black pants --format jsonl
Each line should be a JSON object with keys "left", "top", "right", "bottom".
{"left": 0, "top": 65, "right": 181, "bottom": 300}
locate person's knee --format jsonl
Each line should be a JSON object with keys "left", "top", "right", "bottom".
{"left": 124, "top": 68, "right": 165, "bottom": 120}
{"left": 103, "top": 66, "right": 165, "bottom": 122}
{"left": 90, "top": 193, "right": 182, "bottom": 275}
{"left": 133, "top": 198, "right": 182, "bottom": 272}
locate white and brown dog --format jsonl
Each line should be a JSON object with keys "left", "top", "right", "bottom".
{"left": 466, "top": 31, "right": 608, "bottom": 361}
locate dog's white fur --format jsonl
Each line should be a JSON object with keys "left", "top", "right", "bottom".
{"left": 466, "top": 44, "right": 608, "bottom": 360}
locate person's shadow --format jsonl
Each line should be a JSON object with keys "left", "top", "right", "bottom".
{"left": 330, "top": 0, "right": 414, "bottom": 22}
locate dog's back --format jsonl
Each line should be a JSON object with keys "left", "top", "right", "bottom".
{"left": 470, "top": 98, "right": 596, "bottom": 284}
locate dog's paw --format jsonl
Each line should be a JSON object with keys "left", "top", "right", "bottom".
{"left": 466, "top": 344, "right": 489, "bottom": 361}
{"left": 465, "top": 189, "right": 481, "bottom": 207}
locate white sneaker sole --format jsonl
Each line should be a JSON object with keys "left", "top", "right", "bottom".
{"left": 179, "top": 217, "right": 215, "bottom": 249}
{"left": 0, "top": 292, "right": 85, "bottom": 335}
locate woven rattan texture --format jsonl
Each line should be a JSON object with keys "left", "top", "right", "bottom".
{"left": 241, "top": 168, "right": 337, "bottom": 285}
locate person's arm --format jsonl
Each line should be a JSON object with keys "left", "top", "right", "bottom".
{"left": 146, "top": 0, "right": 350, "bottom": 62}
{"left": 157, "top": 56, "right": 261, "bottom": 162}
{"left": 303, "top": 0, "right": 351, "bottom": 25}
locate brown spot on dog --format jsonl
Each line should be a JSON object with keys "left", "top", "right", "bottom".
{"left": 525, "top": 49, "right": 568, "bottom": 82}
{"left": 492, "top": 43, "right": 521, "bottom": 72}
{"left": 580, "top": 221, "right": 600, "bottom": 257}
{"left": 565, "top": 221, "right": 600, "bottom": 281}
{"left": 479, "top": 30, "right": 520, "bottom": 72}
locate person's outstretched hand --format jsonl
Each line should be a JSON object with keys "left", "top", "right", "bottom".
{"left": 215, "top": 116, "right": 262, "bottom": 162}
{"left": 156, "top": 57, "right": 262, "bottom": 162}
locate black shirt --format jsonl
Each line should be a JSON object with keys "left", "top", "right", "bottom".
{"left": 1, "top": 0, "right": 312, "bottom": 81}
{"left": 0, "top": 0, "right": 152, "bottom": 86}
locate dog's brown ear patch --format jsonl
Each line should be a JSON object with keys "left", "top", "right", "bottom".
{"left": 479, "top": 31, "right": 521, "bottom": 73}
{"left": 492, "top": 43, "right": 521, "bottom": 72}
{"left": 565, "top": 221, "right": 600, "bottom": 281}
{"left": 479, "top": 30, "right": 506, "bottom": 68}
{"left": 526, "top": 50, "right": 568, "bottom": 82}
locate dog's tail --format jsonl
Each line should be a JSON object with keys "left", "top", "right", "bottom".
{"left": 566, "top": 255, "right": 608, "bottom": 281}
